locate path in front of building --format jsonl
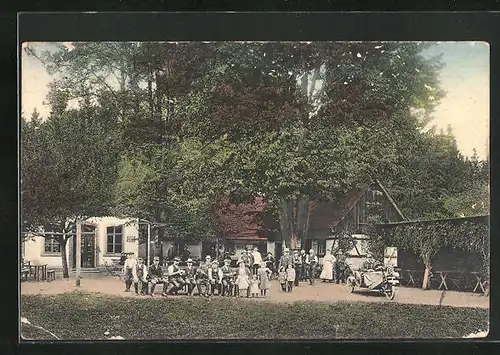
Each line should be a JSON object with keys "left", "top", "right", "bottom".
{"left": 20, "top": 276, "right": 489, "bottom": 309}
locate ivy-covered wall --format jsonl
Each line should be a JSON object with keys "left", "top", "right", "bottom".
{"left": 375, "top": 215, "right": 490, "bottom": 275}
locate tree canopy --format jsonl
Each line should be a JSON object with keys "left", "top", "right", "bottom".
{"left": 22, "top": 41, "right": 489, "bottom": 254}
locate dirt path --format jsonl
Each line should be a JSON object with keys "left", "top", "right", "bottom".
{"left": 20, "top": 276, "right": 489, "bottom": 309}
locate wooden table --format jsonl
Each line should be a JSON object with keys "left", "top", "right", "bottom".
{"left": 29, "top": 264, "right": 47, "bottom": 282}
{"left": 435, "top": 271, "right": 466, "bottom": 291}
{"left": 471, "top": 272, "right": 488, "bottom": 293}
{"left": 436, "top": 271, "right": 451, "bottom": 290}
{"left": 404, "top": 269, "right": 419, "bottom": 287}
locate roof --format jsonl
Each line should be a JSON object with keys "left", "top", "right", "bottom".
{"left": 377, "top": 214, "right": 489, "bottom": 227}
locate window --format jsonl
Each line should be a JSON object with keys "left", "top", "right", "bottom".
{"left": 107, "top": 226, "right": 123, "bottom": 254}
{"left": 44, "top": 237, "right": 61, "bottom": 253}
{"left": 317, "top": 239, "right": 326, "bottom": 256}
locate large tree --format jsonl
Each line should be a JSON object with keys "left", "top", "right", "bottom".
{"left": 181, "top": 42, "right": 446, "bottom": 249}
{"left": 21, "top": 95, "right": 121, "bottom": 277}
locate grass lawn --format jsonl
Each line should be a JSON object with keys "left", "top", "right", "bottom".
{"left": 21, "top": 292, "right": 488, "bottom": 340}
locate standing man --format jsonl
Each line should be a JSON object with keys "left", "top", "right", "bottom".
{"left": 278, "top": 248, "right": 294, "bottom": 271}
{"left": 299, "top": 250, "right": 307, "bottom": 281}
{"left": 166, "top": 257, "right": 185, "bottom": 295}
{"left": 148, "top": 256, "right": 164, "bottom": 296}
{"left": 306, "top": 249, "right": 319, "bottom": 285}
{"left": 251, "top": 247, "right": 262, "bottom": 275}
{"left": 221, "top": 258, "right": 235, "bottom": 296}
{"left": 122, "top": 252, "right": 137, "bottom": 293}
{"left": 181, "top": 245, "right": 191, "bottom": 261}
{"left": 293, "top": 250, "right": 302, "bottom": 286}
{"left": 238, "top": 250, "right": 251, "bottom": 269}
{"left": 263, "top": 252, "right": 276, "bottom": 278}
{"left": 134, "top": 257, "right": 149, "bottom": 295}
{"left": 196, "top": 256, "right": 211, "bottom": 297}
{"left": 247, "top": 247, "right": 255, "bottom": 270}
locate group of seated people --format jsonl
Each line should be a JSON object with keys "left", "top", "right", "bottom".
{"left": 121, "top": 252, "right": 272, "bottom": 298}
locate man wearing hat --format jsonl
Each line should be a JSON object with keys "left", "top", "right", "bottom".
{"left": 263, "top": 252, "right": 276, "bottom": 279}
{"left": 299, "top": 249, "right": 307, "bottom": 282}
{"left": 278, "top": 248, "right": 294, "bottom": 271}
{"left": 251, "top": 247, "right": 262, "bottom": 276}
{"left": 134, "top": 257, "right": 149, "bottom": 295}
{"left": 196, "top": 255, "right": 211, "bottom": 297}
{"left": 306, "top": 249, "right": 319, "bottom": 285}
{"left": 293, "top": 250, "right": 302, "bottom": 286}
{"left": 148, "top": 256, "right": 165, "bottom": 296}
{"left": 221, "top": 258, "right": 235, "bottom": 296}
{"left": 166, "top": 257, "right": 185, "bottom": 295}
{"left": 237, "top": 250, "right": 251, "bottom": 268}
{"left": 122, "top": 252, "right": 137, "bottom": 292}
{"left": 209, "top": 260, "right": 223, "bottom": 296}
{"left": 183, "top": 258, "right": 197, "bottom": 295}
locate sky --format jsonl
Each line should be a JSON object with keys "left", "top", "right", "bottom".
{"left": 21, "top": 41, "right": 490, "bottom": 159}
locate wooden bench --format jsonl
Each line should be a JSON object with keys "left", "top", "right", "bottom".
{"left": 47, "top": 269, "right": 56, "bottom": 282}
{"left": 21, "top": 259, "right": 32, "bottom": 282}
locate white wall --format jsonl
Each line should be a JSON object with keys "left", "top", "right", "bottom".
{"left": 95, "top": 217, "right": 139, "bottom": 266}
{"left": 23, "top": 216, "right": 140, "bottom": 269}
{"left": 23, "top": 235, "right": 71, "bottom": 268}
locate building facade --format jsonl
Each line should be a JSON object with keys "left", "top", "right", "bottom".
{"left": 22, "top": 216, "right": 140, "bottom": 269}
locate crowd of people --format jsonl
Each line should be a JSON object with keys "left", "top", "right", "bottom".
{"left": 121, "top": 252, "right": 273, "bottom": 298}
{"left": 120, "top": 245, "right": 353, "bottom": 298}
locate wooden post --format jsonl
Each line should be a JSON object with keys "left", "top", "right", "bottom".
{"left": 147, "top": 223, "right": 151, "bottom": 267}
{"left": 75, "top": 218, "right": 82, "bottom": 287}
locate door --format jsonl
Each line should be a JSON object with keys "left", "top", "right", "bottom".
{"left": 82, "top": 234, "right": 95, "bottom": 268}
{"left": 72, "top": 226, "right": 96, "bottom": 268}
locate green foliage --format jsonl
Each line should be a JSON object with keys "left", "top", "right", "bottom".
{"left": 21, "top": 106, "right": 121, "bottom": 232}
{"left": 26, "top": 41, "right": 489, "bottom": 252}
{"left": 21, "top": 292, "right": 488, "bottom": 339}
{"left": 377, "top": 216, "right": 490, "bottom": 274}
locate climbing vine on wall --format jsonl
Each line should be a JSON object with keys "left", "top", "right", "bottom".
{"left": 375, "top": 216, "right": 490, "bottom": 275}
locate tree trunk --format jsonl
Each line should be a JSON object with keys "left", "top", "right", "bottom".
{"left": 296, "top": 197, "right": 311, "bottom": 249}
{"left": 279, "top": 197, "right": 301, "bottom": 250}
{"left": 422, "top": 263, "right": 432, "bottom": 290}
{"left": 60, "top": 237, "right": 69, "bottom": 279}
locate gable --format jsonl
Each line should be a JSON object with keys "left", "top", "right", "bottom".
{"left": 308, "top": 181, "right": 408, "bottom": 236}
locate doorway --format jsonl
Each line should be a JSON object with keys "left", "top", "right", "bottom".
{"left": 72, "top": 225, "right": 97, "bottom": 268}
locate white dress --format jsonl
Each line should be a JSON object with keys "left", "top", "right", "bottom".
{"left": 236, "top": 267, "right": 250, "bottom": 290}
{"left": 250, "top": 279, "right": 260, "bottom": 294}
{"left": 320, "top": 254, "right": 335, "bottom": 280}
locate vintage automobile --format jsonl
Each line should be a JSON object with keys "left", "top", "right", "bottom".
{"left": 346, "top": 264, "right": 400, "bottom": 300}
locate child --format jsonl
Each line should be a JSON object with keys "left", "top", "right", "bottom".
{"left": 278, "top": 267, "right": 287, "bottom": 292}
{"left": 249, "top": 274, "right": 260, "bottom": 297}
{"left": 286, "top": 263, "right": 296, "bottom": 292}
{"left": 235, "top": 261, "right": 251, "bottom": 298}
{"left": 258, "top": 262, "right": 271, "bottom": 296}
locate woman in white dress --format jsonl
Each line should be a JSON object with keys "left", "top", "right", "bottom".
{"left": 319, "top": 249, "right": 335, "bottom": 282}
